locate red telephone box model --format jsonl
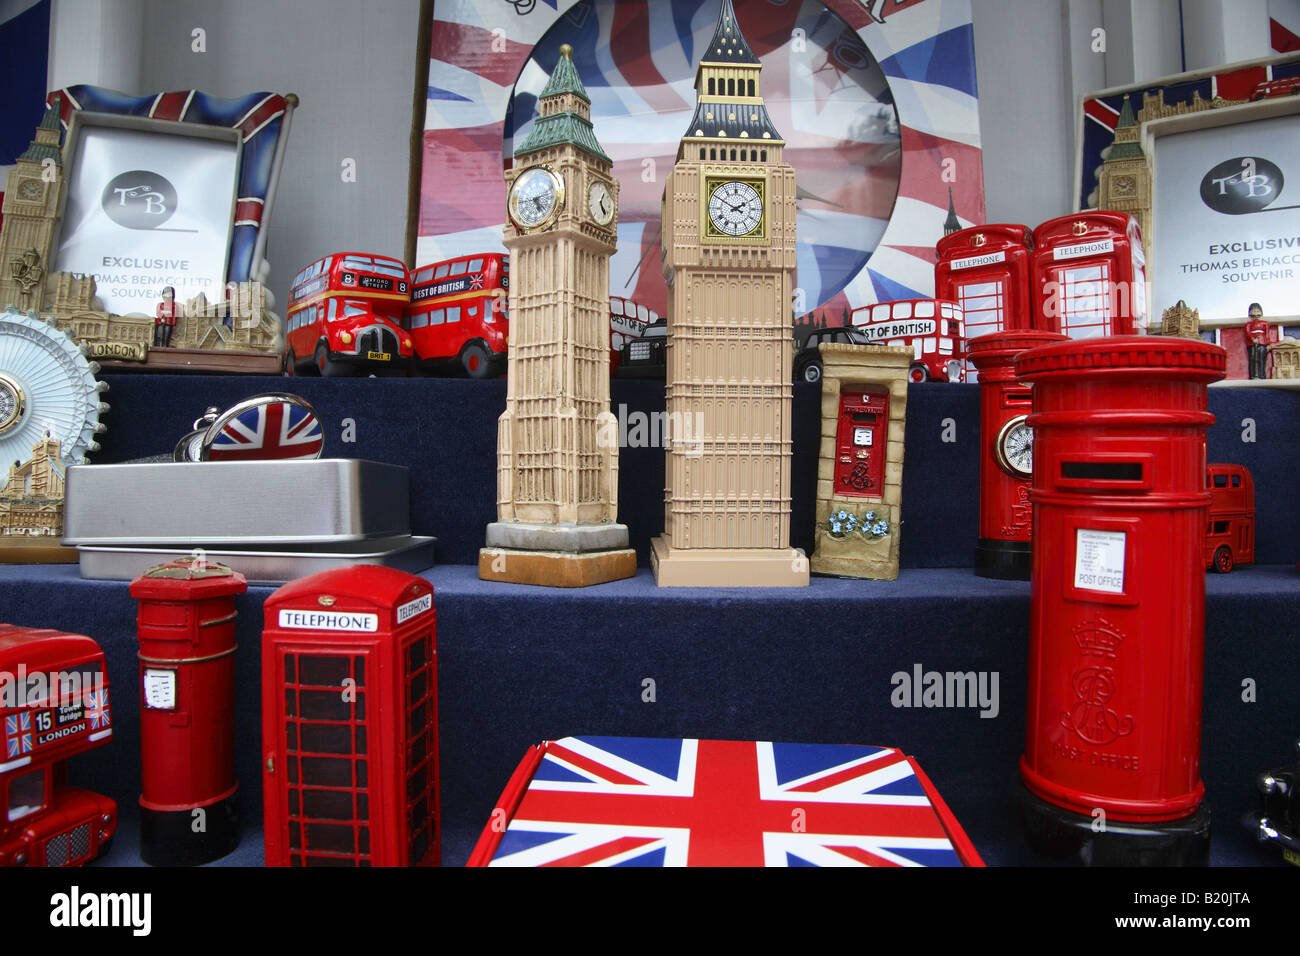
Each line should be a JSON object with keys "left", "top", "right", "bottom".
{"left": 935, "top": 224, "right": 1035, "bottom": 347}
{"left": 129, "top": 560, "right": 247, "bottom": 865}
{"left": 834, "top": 389, "right": 889, "bottom": 498}
{"left": 1032, "top": 212, "right": 1147, "bottom": 338}
{"left": 0, "top": 624, "right": 116, "bottom": 867}
{"left": 1205, "top": 463, "right": 1254, "bottom": 573}
{"left": 262, "top": 566, "right": 438, "bottom": 867}
{"left": 1015, "top": 336, "right": 1226, "bottom": 866}
{"left": 967, "top": 330, "right": 1067, "bottom": 579}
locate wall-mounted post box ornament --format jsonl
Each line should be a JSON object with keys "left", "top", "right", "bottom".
{"left": 129, "top": 559, "right": 246, "bottom": 865}
{"left": 1032, "top": 212, "right": 1147, "bottom": 338}
{"left": 967, "top": 330, "right": 1066, "bottom": 580}
{"left": 935, "top": 224, "right": 1035, "bottom": 348}
{"left": 1014, "top": 336, "right": 1226, "bottom": 866}
{"left": 262, "top": 566, "right": 438, "bottom": 867}
{"left": 811, "top": 344, "right": 911, "bottom": 580}
{"left": 0, "top": 623, "right": 116, "bottom": 866}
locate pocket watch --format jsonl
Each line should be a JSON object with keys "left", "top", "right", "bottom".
{"left": 995, "top": 414, "right": 1033, "bottom": 478}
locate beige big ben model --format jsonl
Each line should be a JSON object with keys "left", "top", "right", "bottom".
{"left": 650, "top": 0, "right": 808, "bottom": 587}
{"left": 479, "top": 45, "right": 635, "bottom": 588}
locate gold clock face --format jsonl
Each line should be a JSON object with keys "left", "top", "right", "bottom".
{"left": 705, "top": 178, "right": 765, "bottom": 239}
{"left": 996, "top": 414, "right": 1033, "bottom": 478}
{"left": 508, "top": 166, "right": 564, "bottom": 230}
{"left": 0, "top": 373, "right": 26, "bottom": 435}
{"left": 588, "top": 179, "right": 614, "bottom": 226}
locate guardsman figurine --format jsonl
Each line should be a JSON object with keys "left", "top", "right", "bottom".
{"left": 154, "top": 286, "right": 177, "bottom": 347}
{"left": 1245, "top": 302, "right": 1270, "bottom": 380}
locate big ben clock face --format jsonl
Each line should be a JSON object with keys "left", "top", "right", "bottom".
{"left": 705, "top": 179, "right": 765, "bottom": 239}
{"left": 588, "top": 180, "right": 614, "bottom": 226}
{"left": 508, "top": 166, "right": 565, "bottom": 230}
{"left": 996, "top": 414, "right": 1033, "bottom": 479}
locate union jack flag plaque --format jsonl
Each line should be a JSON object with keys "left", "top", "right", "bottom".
{"left": 202, "top": 393, "right": 324, "bottom": 462}
{"left": 469, "top": 736, "right": 983, "bottom": 867}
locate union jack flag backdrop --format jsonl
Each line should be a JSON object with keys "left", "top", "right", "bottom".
{"left": 45, "top": 85, "right": 293, "bottom": 286}
{"left": 206, "top": 399, "right": 323, "bottom": 462}
{"left": 470, "top": 736, "right": 983, "bottom": 867}
{"left": 420, "top": 0, "right": 983, "bottom": 321}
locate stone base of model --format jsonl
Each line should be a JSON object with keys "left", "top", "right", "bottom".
{"left": 649, "top": 537, "right": 810, "bottom": 588}
{"left": 480, "top": 521, "right": 635, "bottom": 587}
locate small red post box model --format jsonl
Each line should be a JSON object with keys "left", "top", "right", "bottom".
{"left": 935, "top": 224, "right": 1035, "bottom": 347}
{"left": 129, "top": 560, "right": 247, "bottom": 865}
{"left": 1014, "top": 336, "right": 1226, "bottom": 865}
{"left": 1032, "top": 212, "right": 1147, "bottom": 338}
{"left": 261, "top": 566, "right": 438, "bottom": 867}
{"left": 0, "top": 623, "right": 116, "bottom": 867}
{"left": 967, "top": 329, "right": 1066, "bottom": 579}
{"left": 834, "top": 389, "right": 889, "bottom": 498}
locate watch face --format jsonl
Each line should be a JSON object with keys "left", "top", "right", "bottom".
{"left": 706, "top": 179, "right": 764, "bottom": 238}
{"left": 0, "top": 373, "right": 24, "bottom": 434}
{"left": 588, "top": 180, "right": 614, "bottom": 226}
{"left": 509, "top": 166, "right": 563, "bottom": 229}
{"left": 996, "top": 415, "right": 1033, "bottom": 478}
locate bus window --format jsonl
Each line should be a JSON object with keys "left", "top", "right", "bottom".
{"left": 915, "top": 301, "right": 936, "bottom": 317}
{"left": 447, "top": 306, "right": 461, "bottom": 324}
{"left": 610, "top": 299, "right": 624, "bottom": 316}
{"left": 434, "top": 264, "right": 450, "bottom": 279}
{"left": 415, "top": 266, "right": 434, "bottom": 283}
{"left": 638, "top": 305, "right": 649, "bottom": 322}
{"left": 8, "top": 767, "right": 45, "bottom": 822}
{"left": 467, "top": 258, "right": 483, "bottom": 273}
{"left": 430, "top": 309, "right": 445, "bottom": 326}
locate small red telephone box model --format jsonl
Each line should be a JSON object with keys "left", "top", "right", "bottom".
{"left": 1015, "top": 336, "right": 1225, "bottom": 865}
{"left": 1032, "top": 212, "right": 1147, "bottom": 338}
{"left": 967, "top": 330, "right": 1066, "bottom": 579}
{"left": 262, "top": 566, "right": 438, "bottom": 867}
{"left": 935, "top": 224, "right": 1035, "bottom": 345}
{"left": 1205, "top": 463, "right": 1255, "bottom": 573}
{"left": 834, "top": 389, "right": 889, "bottom": 498}
{"left": 0, "top": 624, "right": 116, "bottom": 867}
{"left": 129, "top": 560, "right": 247, "bottom": 865}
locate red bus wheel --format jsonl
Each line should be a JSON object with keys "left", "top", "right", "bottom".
{"left": 1213, "top": 546, "right": 1233, "bottom": 573}
{"left": 908, "top": 363, "right": 929, "bottom": 383}
{"left": 462, "top": 342, "right": 492, "bottom": 379}
{"left": 282, "top": 349, "right": 296, "bottom": 377}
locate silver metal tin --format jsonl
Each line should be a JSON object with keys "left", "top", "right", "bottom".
{"left": 75, "top": 535, "right": 436, "bottom": 586}
{"left": 63, "top": 459, "right": 411, "bottom": 546}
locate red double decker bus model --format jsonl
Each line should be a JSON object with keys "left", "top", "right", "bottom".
{"left": 1205, "top": 463, "right": 1255, "bottom": 573}
{"left": 609, "top": 295, "right": 659, "bottom": 373}
{"left": 404, "top": 253, "right": 508, "bottom": 378}
{"left": 935, "top": 224, "right": 1035, "bottom": 345}
{"left": 285, "top": 252, "right": 415, "bottom": 377}
{"left": 1032, "top": 212, "right": 1147, "bottom": 338}
{"left": 848, "top": 299, "right": 966, "bottom": 382}
{"left": 0, "top": 624, "right": 116, "bottom": 867}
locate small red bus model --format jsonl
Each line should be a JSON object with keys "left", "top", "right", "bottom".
{"left": 609, "top": 295, "right": 659, "bottom": 373}
{"left": 1205, "top": 463, "right": 1255, "bottom": 573}
{"left": 848, "top": 299, "right": 966, "bottom": 382}
{"left": 0, "top": 624, "right": 116, "bottom": 867}
{"left": 404, "top": 254, "right": 509, "bottom": 378}
{"left": 285, "top": 252, "right": 415, "bottom": 377}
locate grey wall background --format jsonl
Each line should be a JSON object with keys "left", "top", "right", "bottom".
{"left": 43, "top": 0, "right": 1274, "bottom": 305}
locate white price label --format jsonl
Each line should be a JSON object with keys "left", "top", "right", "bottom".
{"left": 143, "top": 668, "right": 177, "bottom": 710}
{"left": 1073, "top": 529, "right": 1126, "bottom": 594}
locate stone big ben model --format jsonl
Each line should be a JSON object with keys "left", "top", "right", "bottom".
{"left": 479, "top": 44, "right": 635, "bottom": 588}
{"left": 650, "top": 0, "right": 808, "bottom": 587}
{"left": 0, "top": 97, "right": 66, "bottom": 312}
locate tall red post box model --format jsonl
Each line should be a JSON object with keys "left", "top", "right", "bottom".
{"left": 261, "top": 566, "right": 438, "bottom": 867}
{"left": 1014, "top": 337, "right": 1226, "bottom": 865}
{"left": 129, "top": 560, "right": 247, "bottom": 865}
{"left": 1032, "top": 212, "right": 1147, "bottom": 338}
{"left": 935, "top": 224, "right": 1035, "bottom": 347}
{"left": 0, "top": 624, "right": 116, "bottom": 867}
{"left": 967, "top": 330, "right": 1066, "bottom": 579}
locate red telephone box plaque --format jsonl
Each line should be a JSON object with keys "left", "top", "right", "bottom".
{"left": 834, "top": 389, "right": 889, "bottom": 499}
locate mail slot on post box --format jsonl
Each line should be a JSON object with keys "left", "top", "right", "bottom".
{"left": 1014, "top": 336, "right": 1226, "bottom": 866}
{"left": 129, "top": 560, "right": 247, "bottom": 866}
{"left": 834, "top": 389, "right": 888, "bottom": 498}
{"left": 1032, "top": 212, "right": 1147, "bottom": 338}
{"left": 967, "top": 330, "right": 1067, "bottom": 579}
{"left": 261, "top": 565, "right": 438, "bottom": 867}
{"left": 935, "top": 224, "right": 1035, "bottom": 348}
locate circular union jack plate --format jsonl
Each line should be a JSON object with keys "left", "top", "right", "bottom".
{"left": 200, "top": 393, "right": 324, "bottom": 462}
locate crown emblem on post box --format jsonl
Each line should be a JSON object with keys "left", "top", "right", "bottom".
{"left": 1072, "top": 619, "right": 1126, "bottom": 659}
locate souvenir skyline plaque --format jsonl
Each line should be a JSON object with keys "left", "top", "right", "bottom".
{"left": 650, "top": 0, "right": 808, "bottom": 587}
{"left": 479, "top": 45, "right": 635, "bottom": 588}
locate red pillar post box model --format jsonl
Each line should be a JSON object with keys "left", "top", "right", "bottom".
{"left": 935, "top": 224, "right": 1035, "bottom": 347}
{"left": 967, "top": 330, "right": 1066, "bottom": 579}
{"left": 0, "top": 624, "right": 116, "bottom": 867}
{"left": 1014, "top": 337, "right": 1226, "bottom": 865}
{"left": 1032, "top": 212, "right": 1147, "bottom": 338}
{"left": 261, "top": 566, "right": 438, "bottom": 867}
{"left": 129, "top": 560, "right": 247, "bottom": 865}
